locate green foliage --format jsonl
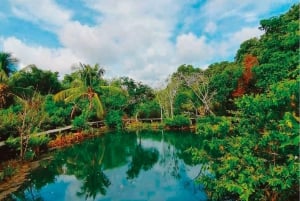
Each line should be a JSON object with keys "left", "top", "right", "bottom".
{"left": 208, "top": 62, "right": 243, "bottom": 114}
{"left": 6, "top": 134, "right": 50, "bottom": 149}
{"left": 253, "top": 4, "right": 299, "bottom": 91}
{"left": 174, "top": 89, "right": 198, "bottom": 116}
{"left": 72, "top": 113, "right": 90, "bottom": 130}
{"left": 120, "top": 76, "right": 155, "bottom": 116}
{"left": 101, "top": 85, "right": 128, "bottom": 111}
{"left": 164, "top": 115, "right": 190, "bottom": 128}
{"left": 0, "top": 105, "right": 20, "bottom": 140}
{"left": 24, "top": 149, "right": 36, "bottom": 160}
{"left": 193, "top": 9, "right": 300, "bottom": 196}
{"left": 9, "top": 65, "right": 62, "bottom": 95}
{"left": 0, "top": 164, "right": 16, "bottom": 181}
{"left": 192, "top": 77, "right": 299, "bottom": 200}
{"left": 54, "top": 63, "right": 105, "bottom": 119}
{"left": 105, "top": 110, "right": 123, "bottom": 129}
{"left": 235, "top": 38, "right": 260, "bottom": 63}
{"left": 0, "top": 52, "right": 18, "bottom": 78}
{"left": 29, "top": 134, "right": 50, "bottom": 147}
{"left": 136, "top": 100, "right": 160, "bottom": 118}
{"left": 44, "top": 95, "right": 72, "bottom": 127}
{"left": 5, "top": 136, "right": 19, "bottom": 148}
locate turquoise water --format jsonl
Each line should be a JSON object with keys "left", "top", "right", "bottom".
{"left": 9, "top": 130, "right": 207, "bottom": 201}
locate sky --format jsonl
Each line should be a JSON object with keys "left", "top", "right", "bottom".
{"left": 0, "top": 0, "right": 297, "bottom": 87}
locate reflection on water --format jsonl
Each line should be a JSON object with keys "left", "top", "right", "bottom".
{"left": 9, "top": 130, "right": 207, "bottom": 201}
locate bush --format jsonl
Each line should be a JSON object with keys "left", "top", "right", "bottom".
{"left": 164, "top": 115, "right": 190, "bottom": 128}
{"left": 29, "top": 134, "right": 50, "bottom": 147}
{"left": 105, "top": 110, "right": 123, "bottom": 129}
{"left": 72, "top": 114, "right": 89, "bottom": 130}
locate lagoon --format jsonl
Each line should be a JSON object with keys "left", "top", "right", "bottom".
{"left": 7, "top": 130, "right": 207, "bottom": 201}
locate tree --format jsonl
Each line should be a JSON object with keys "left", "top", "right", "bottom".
{"left": 120, "top": 77, "right": 155, "bottom": 117}
{"left": 193, "top": 79, "right": 299, "bottom": 200}
{"left": 178, "top": 71, "right": 215, "bottom": 115}
{"left": 135, "top": 100, "right": 161, "bottom": 119}
{"left": 0, "top": 52, "right": 18, "bottom": 108}
{"left": 9, "top": 65, "right": 61, "bottom": 95}
{"left": 232, "top": 54, "right": 258, "bottom": 97}
{"left": 0, "top": 52, "right": 18, "bottom": 81}
{"left": 206, "top": 62, "right": 242, "bottom": 115}
{"left": 155, "top": 88, "right": 169, "bottom": 120}
{"left": 235, "top": 38, "right": 260, "bottom": 64}
{"left": 158, "top": 76, "right": 181, "bottom": 119}
{"left": 54, "top": 63, "right": 104, "bottom": 119}
{"left": 253, "top": 4, "right": 299, "bottom": 91}
{"left": 5, "top": 93, "right": 49, "bottom": 160}
{"left": 190, "top": 5, "right": 300, "bottom": 200}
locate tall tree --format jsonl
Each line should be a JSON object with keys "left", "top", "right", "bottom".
{"left": 0, "top": 52, "right": 18, "bottom": 108}
{"left": 0, "top": 52, "right": 18, "bottom": 81}
{"left": 178, "top": 71, "right": 215, "bottom": 115}
{"left": 253, "top": 4, "right": 299, "bottom": 91}
{"left": 54, "top": 63, "right": 104, "bottom": 119}
{"left": 120, "top": 77, "right": 154, "bottom": 117}
{"left": 9, "top": 65, "right": 61, "bottom": 95}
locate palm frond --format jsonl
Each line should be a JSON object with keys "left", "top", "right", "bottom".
{"left": 64, "top": 92, "right": 87, "bottom": 103}
{"left": 54, "top": 87, "right": 84, "bottom": 102}
{"left": 0, "top": 69, "right": 8, "bottom": 82}
{"left": 93, "top": 93, "right": 104, "bottom": 118}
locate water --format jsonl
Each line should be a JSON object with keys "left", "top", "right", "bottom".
{"left": 8, "top": 130, "right": 207, "bottom": 201}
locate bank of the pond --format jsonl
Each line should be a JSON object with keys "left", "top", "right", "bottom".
{"left": 0, "top": 129, "right": 107, "bottom": 198}
{"left": 0, "top": 158, "right": 50, "bottom": 200}
{"left": 3, "top": 130, "right": 206, "bottom": 201}
{"left": 0, "top": 126, "right": 199, "bottom": 200}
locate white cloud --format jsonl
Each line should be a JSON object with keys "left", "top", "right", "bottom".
{"left": 1, "top": 0, "right": 295, "bottom": 86}
{"left": 216, "top": 26, "right": 263, "bottom": 59}
{"left": 10, "top": 0, "right": 71, "bottom": 31}
{"left": 56, "top": 0, "right": 182, "bottom": 84}
{"left": 175, "top": 33, "right": 214, "bottom": 66}
{"left": 231, "top": 27, "right": 263, "bottom": 44}
{"left": 2, "top": 37, "right": 81, "bottom": 76}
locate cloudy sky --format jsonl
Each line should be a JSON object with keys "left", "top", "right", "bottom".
{"left": 0, "top": 0, "right": 297, "bottom": 86}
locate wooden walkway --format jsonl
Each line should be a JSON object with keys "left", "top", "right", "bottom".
{"left": 0, "top": 117, "right": 198, "bottom": 147}
{"left": 0, "top": 121, "right": 105, "bottom": 148}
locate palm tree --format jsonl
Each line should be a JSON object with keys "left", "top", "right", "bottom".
{"left": 0, "top": 52, "right": 18, "bottom": 108}
{"left": 54, "top": 63, "right": 105, "bottom": 119}
{"left": 0, "top": 52, "right": 18, "bottom": 81}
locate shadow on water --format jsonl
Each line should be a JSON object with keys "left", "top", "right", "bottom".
{"left": 6, "top": 130, "right": 207, "bottom": 201}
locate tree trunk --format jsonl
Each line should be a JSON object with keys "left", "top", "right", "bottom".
{"left": 160, "top": 106, "right": 163, "bottom": 122}
{"left": 20, "top": 132, "right": 23, "bottom": 159}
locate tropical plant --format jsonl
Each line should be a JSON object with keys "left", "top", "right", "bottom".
{"left": 5, "top": 93, "right": 48, "bottom": 160}
{"left": 0, "top": 52, "right": 18, "bottom": 81}
{"left": 0, "top": 52, "right": 18, "bottom": 108}
{"left": 9, "top": 64, "right": 61, "bottom": 95}
{"left": 105, "top": 110, "right": 123, "bottom": 129}
{"left": 54, "top": 63, "right": 104, "bottom": 119}
{"left": 164, "top": 115, "right": 190, "bottom": 128}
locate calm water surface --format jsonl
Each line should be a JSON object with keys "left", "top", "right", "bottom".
{"left": 9, "top": 130, "right": 207, "bottom": 201}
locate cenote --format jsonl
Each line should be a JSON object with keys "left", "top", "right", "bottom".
{"left": 7, "top": 130, "right": 207, "bottom": 201}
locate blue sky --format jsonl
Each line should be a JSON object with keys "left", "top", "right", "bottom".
{"left": 0, "top": 0, "right": 297, "bottom": 86}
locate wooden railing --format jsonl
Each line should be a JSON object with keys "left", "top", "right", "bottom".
{"left": 0, "top": 121, "right": 105, "bottom": 148}
{"left": 0, "top": 117, "right": 198, "bottom": 147}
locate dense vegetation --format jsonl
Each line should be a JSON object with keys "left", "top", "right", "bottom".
{"left": 0, "top": 4, "right": 299, "bottom": 201}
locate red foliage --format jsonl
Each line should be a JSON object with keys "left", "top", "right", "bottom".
{"left": 48, "top": 132, "right": 84, "bottom": 148}
{"left": 232, "top": 54, "right": 258, "bottom": 97}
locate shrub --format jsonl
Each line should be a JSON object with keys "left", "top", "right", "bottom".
{"left": 164, "top": 115, "right": 190, "bottom": 128}
{"left": 72, "top": 114, "right": 89, "bottom": 130}
{"left": 105, "top": 110, "right": 123, "bottom": 129}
